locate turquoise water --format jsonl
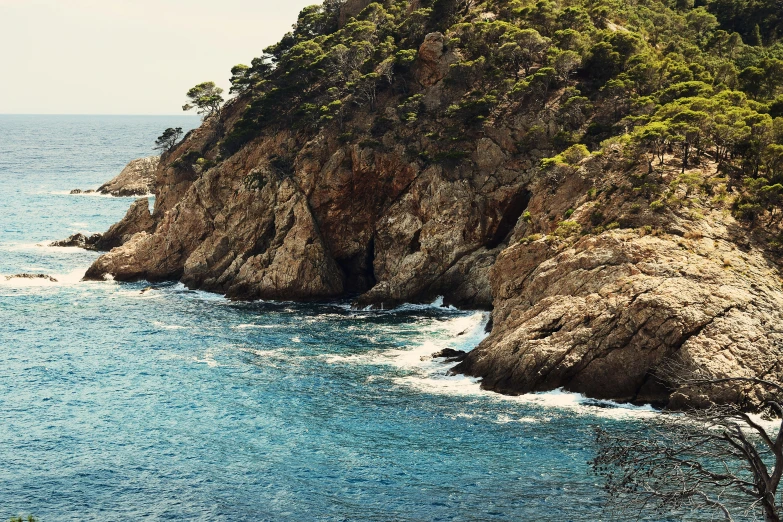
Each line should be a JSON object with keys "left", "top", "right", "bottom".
{"left": 0, "top": 115, "right": 656, "bottom": 521}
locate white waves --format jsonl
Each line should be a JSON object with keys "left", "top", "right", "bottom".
{"left": 322, "top": 309, "right": 658, "bottom": 420}
{"left": 0, "top": 241, "right": 90, "bottom": 254}
{"left": 0, "top": 267, "right": 87, "bottom": 288}
{"left": 51, "top": 189, "right": 156, "bottom": 199}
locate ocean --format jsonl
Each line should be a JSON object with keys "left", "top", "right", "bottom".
{"left": 0, "top": 115, "right": 658, "bottom": 521}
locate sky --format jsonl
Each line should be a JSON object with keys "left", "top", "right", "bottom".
{"left": 0, "top": 0, "right": 317, "bottom": 114}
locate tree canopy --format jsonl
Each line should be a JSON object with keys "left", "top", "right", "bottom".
{"left": 153, "top": 127, "right": 183, "bottom": 153}
{"left": 182, "top": 82, "right": 224, "bottom": 120}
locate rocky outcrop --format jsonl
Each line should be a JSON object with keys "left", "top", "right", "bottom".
{"left": 50, "top": 233, "right": 102, "bottom": 249}
{"left": 338, "top": 0, "right": 373, "bottom": 27}
{"left": 414, "top": 33, "right": 461, "bottom": 87}
{"left": 86, "top": 99, "right": 533, "bottom": 304}
{"left": 97, "top": 156, "right": 159, "bottom": 197}
{"left": 68, "top": 157, "right": 159, "bottom": 197}
{"left": 92, "top": 198, "right": 156, "bottom": 251}
{"left": 85, "top": 164, "right": 346, "bottom": 298}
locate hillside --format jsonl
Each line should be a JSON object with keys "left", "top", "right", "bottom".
{"left": 85, "top": 0, "right": 783, "bottom": 407}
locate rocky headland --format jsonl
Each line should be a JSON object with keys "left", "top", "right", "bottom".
{"left": 80, "top": 0, "right": 783, "bottom": 408}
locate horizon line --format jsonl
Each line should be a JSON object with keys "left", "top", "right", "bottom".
{"left": 0, "top": 113, "right": 200, "bottom": 117}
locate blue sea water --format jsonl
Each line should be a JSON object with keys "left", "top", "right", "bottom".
{"left": 0, "top": 115, "right": 659, "bottom": 521}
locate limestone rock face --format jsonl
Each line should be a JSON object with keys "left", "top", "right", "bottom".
{"left": 98, "top": 156, "right": 159, "bottom": 197}
{"left": 86, "top": 141, "right": 345, "bottom": 299}
{"left": 87, "top": 114, "right": 532, "bottom": 304}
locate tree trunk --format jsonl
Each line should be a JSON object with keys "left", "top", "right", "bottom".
{"left": 762, "top": 490, "right": 780, "bottom": 522}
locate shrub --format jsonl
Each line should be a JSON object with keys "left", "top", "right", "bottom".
{"left": 649, "top": 199, "right": 667, "bottom": 212}
{"left": 445, "top": 93, "right": 498, "bottom": 125}
{"left": 555, "top": 220, "right": 582, "bottom": 237}
{"left": 541, "top": 144, "right": 591, "bottom": 170}
{"left": 519, "top": 233, "right": 543, "bottom": 244}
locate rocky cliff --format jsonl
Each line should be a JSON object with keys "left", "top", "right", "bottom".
{"left": 455, "top": 151, "right": 783, "bottom": 408}
{"left": 84, "top": 0, "right": 783, "bottom": 408}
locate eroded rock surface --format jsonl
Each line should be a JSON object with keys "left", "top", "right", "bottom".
{"left": 92, "top": 198, "right": 156, "bottom": 251}
{"left": 415, "top": 33, "right": 461, "bottom": 87}
{"left": 87, "top": 117, "right": 532, "bottom": 304}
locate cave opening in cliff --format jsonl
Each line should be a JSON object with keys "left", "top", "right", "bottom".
{"left": 336, "top": 236, "right": 377, "bottom": 294}
{"left": 486, "top": 189, "right": 532, "bottom": 249}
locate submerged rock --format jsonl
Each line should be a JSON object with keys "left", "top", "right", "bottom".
{"left": 6, "top": 273, "right": 58, "bottom": 282}
{"left": 430, "top": 348, "right": 468, "bottom": 362}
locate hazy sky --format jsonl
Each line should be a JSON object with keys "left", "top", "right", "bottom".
{"left": 0, "top": 0, "right": 316, "bottom": 114}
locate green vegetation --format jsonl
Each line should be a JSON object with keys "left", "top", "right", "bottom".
{"left": 175, "top": 0, "right": 782, "bottom": 228}
{"left": 541, "top": 144, "right": 591, "bottom": 170}
{"left": 182, "top": 81, "right": 225, "bottom": 121}
{"left": 153, "top": 127, "right": 183, "bottom": 153}
{"left": 7, "top": 516, "right": 37, "bottom": 522}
